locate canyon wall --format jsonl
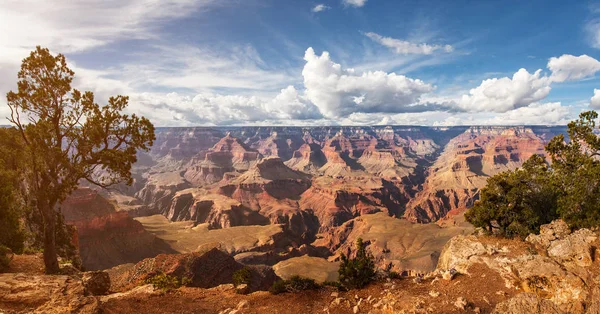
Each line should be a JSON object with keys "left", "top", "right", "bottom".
{"left": 79, "top": 125, "right": 565, "bottom": 273}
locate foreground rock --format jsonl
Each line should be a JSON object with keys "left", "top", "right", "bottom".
{"left": 82, "top": 271, "right": 111, "bottom": 296}
{"left": 436, "top": 219, "right": 600, "bottom": 313}
{"left": 0, "top": 273, "right": 100, "bottom": 314}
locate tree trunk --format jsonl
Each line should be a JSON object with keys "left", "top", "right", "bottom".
{"left": 41, "top": 205, "right": 59, "bottom": 274}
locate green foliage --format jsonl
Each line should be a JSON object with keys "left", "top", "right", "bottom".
{"left": 0, "top": 245, "right": 13, "bottom": 273}
{"left": 465, "top": 154, "right": 559, "bottom": 238}
{"left": 338, "top": 238, "right": 376, "bottom": 290}
{"left": 388, "top": 271, "right": 401, "bottom": 280}
{"left": 322, "top": 280, "right": 344, "bottom": 291}
{"left": 269, "top": 276, "right": 321, "bottom": 295}
{"left": 144, "top": 272, "right": 189, "bottom": 292}
{"left": 232, "top": 267, "right": 251, "bottom": 287}
{"left": 4, "top": 47, "right": 155, "bottom": 273}
{"left": 467, "top": 110, "right": 600, "bottom": 235}
{"left": 546, "top": 111, "right": 600, "bottom": 229}
{"left": 0, "top": 128, "right": 26, "bottom": 254}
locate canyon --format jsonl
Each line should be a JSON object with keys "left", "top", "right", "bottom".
{"left": 65, "top": 125, "right": 565, "bottom": 276}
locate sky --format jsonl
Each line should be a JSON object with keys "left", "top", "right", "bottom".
{"left": 1, "top": 0, "right": 600, "bottom": 126}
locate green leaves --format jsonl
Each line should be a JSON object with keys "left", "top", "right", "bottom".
{"left": 338, "top": 238, "right": 376, "bottom": 290}
{"left": 5, "top": 46, "right": 155, "bottom": 273}
{"left": 467, "top": 110, "right": 600, "bottom": 236}
{"left": 465, "top": 155, "right": 559, "bottom": 238}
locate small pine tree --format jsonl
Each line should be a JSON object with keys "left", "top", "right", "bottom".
{"left": 338, "top": 238, "right": 376, "bottom": 290}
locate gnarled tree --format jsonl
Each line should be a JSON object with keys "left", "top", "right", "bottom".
{"left": 6, "top": 47, "right": 155, "bottom": 274}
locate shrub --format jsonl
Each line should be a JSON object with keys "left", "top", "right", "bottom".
{"left": 269, "top": 276, "right": 320, "bottom": 294}
{"left": 388, "top": 271, "right": 401, "bottom": 280}
{"left": 338, "top": 238, "right": 376, "bottom": 290}
{"left": 465, "top": 154, "right": 559, "bottom": 238}
{"left": 144, "top": 272, "right": 188, "bottom": 292}
{"left": 0, "top": 245, "right": 13, "bottom": 273}
{"left": 322, "top": 280, "right": 344, "bottom": 290}
{"left": 232, "top": 267, "right": 251, "bottom": 287}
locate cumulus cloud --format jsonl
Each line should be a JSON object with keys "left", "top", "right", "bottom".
{"left": 302, "top": 47, "right": 435, "bottom": 118}
{"left": 343, "top": 0, "right": 367, "bottom": 7}
{"left": 548, "top": 54, "right": 600, "bottom": 82}
{"left": 365, "top": 32, "right": 453, "bottom": 55}
{"left": 129, "top": 85, "right": 323, "bottom": 126}
{"left": 455, "top": 54, "right": 600, "bottom": 113}
{"left": 457, "top": 69, "right": 551, "bottom": 113}
{"left": 266, "top": 86, "right": 323, "bottom": 120}
{"left": 312, "top": 4, "right": 330, "bottom": 12}
{"left": 591, "top": 89, "right": 600, "bottom": 109}
{"left": 434, "top": 102, "right": 572, "bottom": 126}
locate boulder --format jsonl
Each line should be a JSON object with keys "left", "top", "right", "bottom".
{"left": 436, "top": 235, "right": 487, "bottom": 274}
{"left": 82, "top": 271, "right": 111, "bottom": 296}
{"left": 547, "top": 228, "right": 597, "bottom": 267}
{"left": 526, "top": 220, "right": 571, "bottom": 249}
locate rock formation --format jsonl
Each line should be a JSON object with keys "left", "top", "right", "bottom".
{"left": 436, "top": 219, "right": 600, "bottom": 313}
{"left": 61, "top": 188, "right": 174, "bottom": 271}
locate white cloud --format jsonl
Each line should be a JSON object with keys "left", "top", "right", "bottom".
{"left": 128, "top": 85, "right": 323, "bottom": 126}
{"left": 548, "top": 54, "right": 600, "bottom": 82}
{"left": 455, "top": 54, "right": 600, "bottom": 113}
{"left": 0, "top": 0, "right": 222, "bottom": 122}
{"left": 266, "top": 86, "right": 323, "bottom": 120}
{"left": 122, "top": 44, "right": 297, "bottom": 92}
{"left": 0, "top": 0, "right": 218, "bottom": 54}
{"left": 365, "top": 32, "right": 453, "bottom": 55}
{"left": 585, "top": 19, "right": 600, "bottom": 49}
{"left": 312, "top": 4, "right": 330, "bottom": 12}
{"left": 591, "top": 89, "right": 600, "bottom": 109}
{"left": 434, "top": 102, "right": 572, "bottom": 126}
{"left": 457, "top": 69, "right": 552, "bottom": 113}
{"left": 302, "top": 47, "right": 435, "bottom": 118}
{"left": 343, "top": 0, "right": 367, "bottom": 7}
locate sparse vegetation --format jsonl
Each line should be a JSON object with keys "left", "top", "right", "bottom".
{"left": 269, "top": 276, "right": 321, "bottom": 294}
{"left": 144, "top": 272, "right": 190, "bottom": 292}
{"left": 0, "top": 245, "right": 13, "bottom": 273}
{"left": 322, "top": 280, "right": 344, "bottom": 290}
{"left": 466, "top": 110, "right": 600, "bottom": 236}
{"left": 232, "top": 267, "right": 251, "bottom": 287}
{"left": 338, "top": 238, "right": 376, "bottom": 290}
{"left": 388, "top": 271, "right": 401, "bottom": 279}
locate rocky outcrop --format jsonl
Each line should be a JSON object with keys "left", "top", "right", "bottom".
{"left": 436, "top": 220, "right": 600, "bottom": 313}
{"left": 110, "top": 247, "right": 278, "bottom": 293}
{"left": 0, "top": 273, "right": 101, "bottom": 313}
{"left": 82, "top": 271, "right": 111, "bottom": 296}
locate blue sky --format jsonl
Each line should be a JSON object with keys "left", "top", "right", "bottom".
{"left": 1, "top": 0, "right": 600, "bottom": 126}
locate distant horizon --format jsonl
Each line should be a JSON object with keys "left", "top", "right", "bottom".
{"left": 0, "top": 124, "right": 570, "bottom": 129}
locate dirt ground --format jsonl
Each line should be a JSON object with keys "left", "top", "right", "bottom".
{"left": 101, "top": 261, "right": 515, "bottom": 314}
